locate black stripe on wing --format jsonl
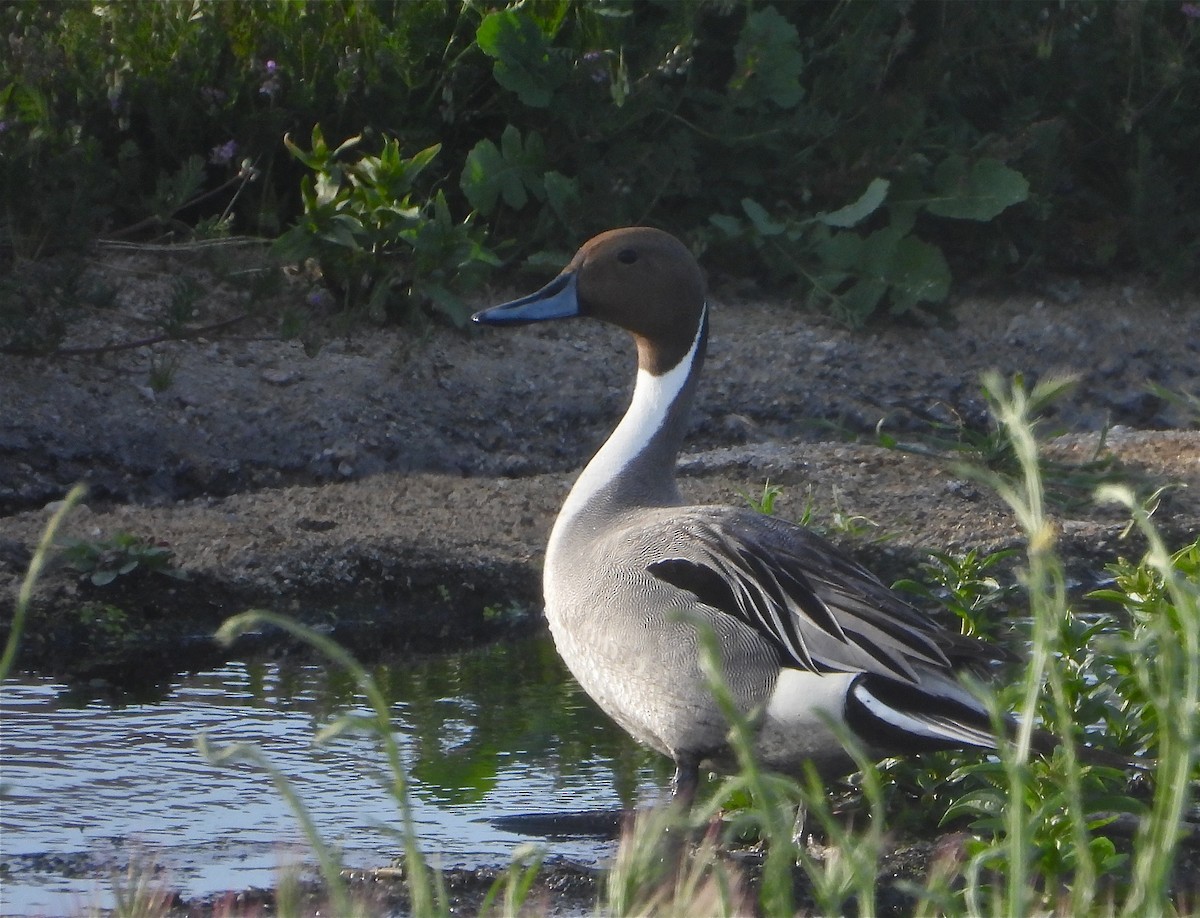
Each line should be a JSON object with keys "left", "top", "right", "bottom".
{"left": 651, "top": 556, "right": 830, "bottom": 673}
{"left": 647, "top": 516, "right": 959, "bottom": 684}
{"left": 844, "top": 674, "right": 998, "bottom": 753}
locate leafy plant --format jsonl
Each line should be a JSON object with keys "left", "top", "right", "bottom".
{"left": 76, "top": 602, "right": 133, "bottom": 640}
{"left": 934, "top": 376, "right": 1196, "bottom": 913}
{"left": 147, "top": 350, "right": 180, "bottom": 392}
{"left": 3, "top": 1, "right": 1198, "bottom": 339}
{"left": 474, "top": 7, "right": 571, "bottom": 108}
{"left": 894, "top": 547, "right": 1021, "bottom": 640}
{"left": 481, "top": 599, "right": 530, "bottom": 625}
{"left": 710, "top": 158, "right": 1029, "bottom": 325}
{"left": 58, "top": 531, "right": 186, "bottom": 586}
{"left": 1147, "top": 382, "right": 1200, "bottom": 428}
{"left": 739, "top": 479, "right": 786, "bottom": 517}
{"left": 276, "top": 125, "right": 498, "bottom": 327}
{"left": 459, "top": 124, "right": 581, "bottom": 253}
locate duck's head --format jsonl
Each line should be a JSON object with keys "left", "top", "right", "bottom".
{"left": 472, "top": 227, "right": 707, "bottom": 375}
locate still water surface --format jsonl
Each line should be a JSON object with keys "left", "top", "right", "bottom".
{"left": 1, "top": 637, "right": 666, "bottom": 916}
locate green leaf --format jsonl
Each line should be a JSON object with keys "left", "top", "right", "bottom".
{"left": 730, "top": 6, "right": 804, "bottom": 109}
{"left": 403, "top": 143, "right": 441, "bottom": 184}
{"left": 709, "top": 214, "right": 743, "bottom": 237}
{"left": 319, "top": 213, "right": 364, "bottom": 249}
{"left": 422, "top": 283, "right": 473, "bottom": 328}
{"left": 927, "top": 156, "right": 1030, "bottom": 221}
{"left": 942, "top": 788, "right": 1005, "bottom": 825}
{"left": 314, "top": 171, "right": 342, "bottom": 207}
{"left": 884, "top": 172, "right": 924, "bottom": 235}
{"left": 153, "top": 155, "right": 206, "bottom": 218}
{"left": 459, "top": 126, "right": 546, "bottom": 215}
{"left": 833, "top": 278, "right": 887, "bottom": 322}
{"left": 812, "top": 223, "right": 949, "bottom": 320}
{"left": 461, "top": 139, "right": 505, "bottom": 215}
{"left": 476, "top": 9, "right": 564, "bottom": 108}
{"left": 819, "top": 178, "right": 890, "bottom": 228}
{"left": 741, "top": 198, "right": 785, "bottom": 236}
{"left": 815, "top": 230, "right": 864, "bottom": 270}
{"left": 284, "top": 129, "right": 322, "bottom": 171}
{"left": 882, "top": 233, "right": 951, "bottom": 313}
{"left": 542, "top": 170, "right": 580, "bottom": 224}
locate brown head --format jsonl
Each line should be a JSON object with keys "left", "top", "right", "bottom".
{"left": 473, "top": 227, "right": 707, "bottom": 375}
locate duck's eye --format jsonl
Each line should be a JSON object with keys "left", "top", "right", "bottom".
{"left": 617, "top": 248, "right": 639, "bottom": 265}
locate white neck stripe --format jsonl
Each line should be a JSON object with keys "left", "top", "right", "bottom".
{"left": 553, "top": 304, "right": 706, "bottom": 529}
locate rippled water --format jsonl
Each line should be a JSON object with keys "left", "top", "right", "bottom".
{"left": 0, "top": 638, "right": 666, "bottom": 916}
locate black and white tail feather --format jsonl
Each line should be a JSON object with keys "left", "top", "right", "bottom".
{"left": 646, "top": 507, "right": 1145, "bottom": 767}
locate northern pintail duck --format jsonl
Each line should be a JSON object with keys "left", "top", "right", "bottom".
{"left": 473, "top": 227, "right": 1007, "bottom": 805}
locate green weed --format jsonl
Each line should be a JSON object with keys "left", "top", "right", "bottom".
{"left": 146, "top": 350, "right": 180, "bottom": 392}
{"left": 894, "top": 547, "right": 1021, "bottom": 640}
{"left": 58, "top": 531, "right": 187, "bottom": 587}
{"left": 710, "top": 161, "right": 1025, "bottom": 324}
{"left": 728, "top": 377, "right": 1197, "bottom": 913}
{"left": 743, "top": 479, "right": 880, "bottom": 541}
{"left": 0, "top": 484, "right": 86, "bottom": 681}
{"left": 275, "top": 125, "right": 498, "bottom": 327}
{"left": 1148, "top": 382, "right": 1200, "bottom": 428}
{"left": 204, "top": 610, "right": 445, "bottom": 917}
{"left": 481, "top": 599, "right": 530, "bottom": 625}
{"left": 739, "top": 479, "right": 786, "bottom": 517}
{"left": 929, "top": 375, "right": 1197, "bottom": 914}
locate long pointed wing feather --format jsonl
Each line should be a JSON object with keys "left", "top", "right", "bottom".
{"left": 647, "top": 509, "right": 981, "bottom": 684}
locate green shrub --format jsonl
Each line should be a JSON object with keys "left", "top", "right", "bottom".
{"left": 275, "top": 125, "right": 497, "bottom": 327}
{"left": 3, "top": 1, "right": 1197, "bottom": 325}
{"left": 58, "top": 531, "right": 187, "bottom": 586}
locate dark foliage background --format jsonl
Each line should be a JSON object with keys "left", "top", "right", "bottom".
{"left": 2, "top": 0, "right": 1197, "bottom": 329}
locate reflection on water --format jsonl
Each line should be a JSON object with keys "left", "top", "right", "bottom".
{"left": 0, "top": 637, "right": 667, "bottom": 916}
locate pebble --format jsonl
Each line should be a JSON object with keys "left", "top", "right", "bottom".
{"left": 261, "top": 368, "right": 300, "bottom": 385}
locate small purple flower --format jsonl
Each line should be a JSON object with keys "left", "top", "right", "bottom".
{"left": 210, "top": 139, "right": 238, "bottom": 166}
{"left": 582, "top": 50, "right": 609, "bottom": 85}
{"left": 1183, "top": 2, "right": 1200, "bottom": 17}
{"left": 257, "top": 59, "right": 282, "bottom": 99}
{"left": 306, "top": 288, "right": 334, "bottom": 310}
{"left": 0, "top": 121, "right": 8, "bottom": 134}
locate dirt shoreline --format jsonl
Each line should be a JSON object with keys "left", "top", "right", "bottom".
{"left": 2, "top": 253, "right": 1199, "bottom": 686}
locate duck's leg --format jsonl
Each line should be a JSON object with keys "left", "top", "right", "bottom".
{"left": 670, "top": 756, "right": 700, "bottom": 809}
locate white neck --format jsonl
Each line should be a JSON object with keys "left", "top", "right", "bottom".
{"left": 550, "top": 308, "right": 706, "bottom": 540}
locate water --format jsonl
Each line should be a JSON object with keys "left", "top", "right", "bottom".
{"left": 0, "top": 638, "right": 667, "bottom": 916}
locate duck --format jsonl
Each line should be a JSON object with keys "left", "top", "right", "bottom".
{"left": 472, "top": 226, "right": 1011, "bottom": 807}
